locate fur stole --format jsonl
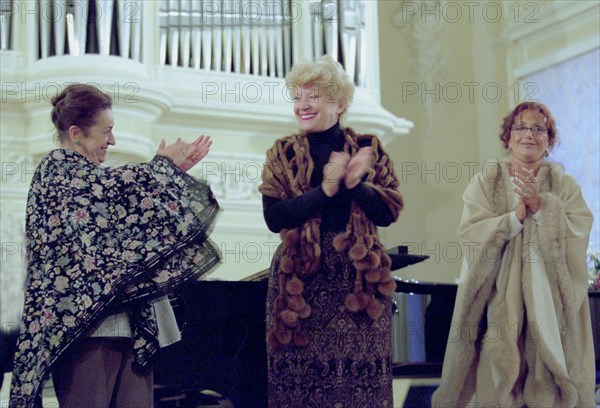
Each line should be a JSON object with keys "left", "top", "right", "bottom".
{"left": 259, "top": 127, "right": 403, "bottom": 348}
{"left": 431, "top": 159, "right": 595, "bottom": 407}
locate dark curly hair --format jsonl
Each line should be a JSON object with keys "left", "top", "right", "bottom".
{"left": 499, "top": 101, "right": 558, "bottom": 152}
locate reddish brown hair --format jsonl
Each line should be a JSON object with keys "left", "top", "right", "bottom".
{"left": 51, "top": 84, "right": 112, "bottom": 144}
{"left": 499, "top": 101, "right": 558, "bottom": 151}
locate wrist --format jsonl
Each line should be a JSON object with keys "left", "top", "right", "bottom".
{"left": 321, "top": 180, "right": 340, "bottom": 197}
{"left": 528, "top": 197, "right": 541, "bottom": 213}
{"left": 155, "top": 154, "right": 175, "bottom": 166}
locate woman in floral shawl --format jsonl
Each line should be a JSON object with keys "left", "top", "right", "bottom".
{"left": 10, "top": 84, "right": 221, "bottom": 407}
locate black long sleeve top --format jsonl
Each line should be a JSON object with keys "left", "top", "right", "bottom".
{"left": 262, "top": 123, "right": 395, "bottom": 233}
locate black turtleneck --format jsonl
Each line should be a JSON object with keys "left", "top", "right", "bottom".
{"left": 262, "top": 123, "right": 395, "bottom": 233}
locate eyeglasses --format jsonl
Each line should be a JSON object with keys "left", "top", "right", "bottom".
{"left": 511, "top": 126, "right": 547, "bottom": 136}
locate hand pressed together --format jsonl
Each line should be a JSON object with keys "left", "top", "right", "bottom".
{"left": 511, "top": 163, "right": 541, "bottom": 222}
{"left": 321, "top": 147, "right": 373, "bottom": 197}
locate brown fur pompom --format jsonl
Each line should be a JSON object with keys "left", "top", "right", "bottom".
{"left": 363, "top": 252, "right": 381, "bottom": 269}
{"left": 377, "top": 279, "right": 396, "bottom": 296}
{"left": 280, "top": 257, "right": 294, "bottom": 274}
{"left": 297, "top": 304, "right": 312, "bottom": 319}
{"left": 354, "top": 257, "right": 372, "bottom": 272}
{"left": 346, "top": 292, "right": 370, "bottom": 311}
{"left": 356, "top": 292, "right": 370, "bottom": 309}
{"left": 364, "top": 235, "right": 374, "bottom": 249}
{"left": 381, "top": 252, "right": 392, "bottom": 269}
{"left": 287, "top": 295, "right": 306, "bottom": 311}
{"left": 280, "top": 310, "right": 299, "bottom": 327}
{"left": 286, "top": 276, "right": 304, "bottom": 295}
{"left": 293, "top": 330, "right": 309, "bottom": 346}
{"left": 345, "top": 293, "right": 361, "bottom": 312}
{"left": 366, "top": 297, "right": 385, "bottom": 320}
{"left": 349, "top": 243, "right": 368, "bottom": 261}
{"left": 275, "top": 325, "right": 292, "bottom": 345}
{"left": 365, "top": 268, "right": 382, "bottom": 283}
{"left": 379, "top": 268, "right": 392, "bottom": 283}
{"left": 333, "top": 232, "right": 350, "bottom": 251}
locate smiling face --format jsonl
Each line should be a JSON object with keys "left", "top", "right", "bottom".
{"left": 293, "top": 83, "right": 344, "bottom": 133}
{"left": 508, "top": 109, "right": 550, "bottom": 164}
{"left": 72, "top": 108, "right": 115, "bottom": 164}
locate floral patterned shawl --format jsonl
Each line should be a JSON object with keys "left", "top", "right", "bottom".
{"left": 10, "top": 149, "right": 221, "bottom": 407}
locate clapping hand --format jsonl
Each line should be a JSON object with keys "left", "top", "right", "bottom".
{"left": 321, "top": 147, "right": 374, "bottom": 197}
{"left": 511, "top": 163, "right": 541, "bottom": 221}
{"left": 344, "top": 147, "right": 373, "bottom": 189}
{"left": 157, "top": 135, "right": 212, "bottom": 172}
{"left": 322, "top": 151, "right": 351, "bottom": 197}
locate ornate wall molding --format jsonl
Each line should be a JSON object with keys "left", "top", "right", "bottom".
{"left": 190, "top": 151, "right": 264, "bottom": 203}
{"left": 391, "top": 1, "right": 447, "bottom": 137}
{"left": 502, "top": 1, "right": 600, "bottom": 86}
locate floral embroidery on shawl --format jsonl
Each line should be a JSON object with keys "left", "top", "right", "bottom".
{"left": 10, "top": 149, "right": 221, "bottom": 407}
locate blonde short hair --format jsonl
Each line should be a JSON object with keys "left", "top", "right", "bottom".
{"left": 285, "top": 55, "right": 355, "bottom": 118}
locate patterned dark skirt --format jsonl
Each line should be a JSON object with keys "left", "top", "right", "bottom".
{"left": 266, "top": 232, "right": 393, "bottom": 408}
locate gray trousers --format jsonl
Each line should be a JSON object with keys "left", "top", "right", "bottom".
{"left": 51, "top": 337, "right": 153, "bottom": 408}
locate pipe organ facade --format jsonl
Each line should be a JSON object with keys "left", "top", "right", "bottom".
{"left": 2, "top": 0, "right": 373, "bottom": 86}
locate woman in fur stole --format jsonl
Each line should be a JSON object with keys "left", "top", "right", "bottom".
{"left": 259, "top": 56, "right": 404, "bottom": 407}
{"left": 432, "top": 102, "right": 595, "bottom": 407}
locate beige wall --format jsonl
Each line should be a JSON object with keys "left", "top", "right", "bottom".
{"left": 377, "top": 0, "right": 600, "bottom": 283}
{"left": 378, "top": 1, "right": 514, "bottom": 283}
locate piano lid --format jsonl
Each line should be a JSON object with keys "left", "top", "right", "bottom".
{"left": 387, "top": 245, "right": 429, "bottom": 271}
{"left": 243, "top": 268, "right": 270, "bottom": 282}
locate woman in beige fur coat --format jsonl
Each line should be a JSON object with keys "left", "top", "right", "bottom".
{"left": 432, "top": 102, "right": 595, "bottom": 407}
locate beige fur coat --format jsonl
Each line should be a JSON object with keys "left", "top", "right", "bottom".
{"left": 432, "top": 160, "right": 595, "bottom": 407}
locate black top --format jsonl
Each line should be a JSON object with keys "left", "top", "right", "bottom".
{"left": 262, "top": 123, "right": 395, "bottom": 233}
